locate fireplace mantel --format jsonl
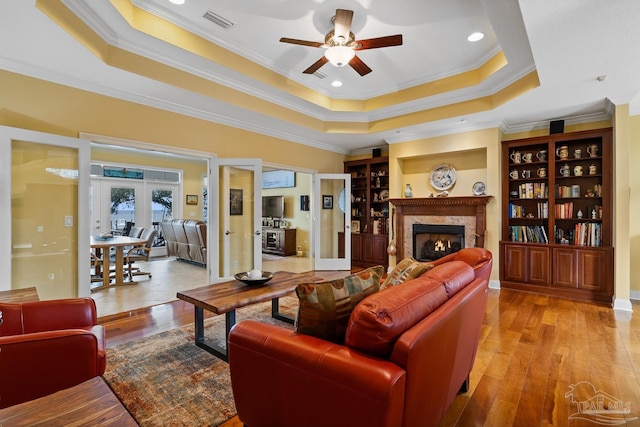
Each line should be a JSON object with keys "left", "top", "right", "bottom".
{"left": 389, "top": 196, "right": 493, "bottom": 261}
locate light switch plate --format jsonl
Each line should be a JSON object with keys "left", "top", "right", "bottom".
{"left": 64, "top": 216, "right": 73, "bottom": 227}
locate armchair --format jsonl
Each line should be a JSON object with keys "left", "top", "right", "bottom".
{"left": 0, "top": 298, "right": 105, "bottom": 408}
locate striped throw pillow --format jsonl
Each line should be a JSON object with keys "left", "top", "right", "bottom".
{"left": 295, "top": 265, "right": 384, "bottom": 343}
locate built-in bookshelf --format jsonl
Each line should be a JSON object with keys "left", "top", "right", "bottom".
{"left": 500, "top": 128, "right": 613, "bottom": 304}
{"left": 339, "top": 156, "right": 389, "bottom": 269}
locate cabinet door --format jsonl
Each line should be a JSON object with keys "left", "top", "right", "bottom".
{"left": 351, "top": 233, "right": 362, "bottom": 262}
{"left": 577, "top": 250, "right": 608, "bottom": 291}
{"left": 503, "top": 244, "right": 526, "bottom": 282}
{"left": 527, "top": 246, "right": 551, "bottom": 284}
{"left": 553, "top": 248, "right": 578, "bottom": 288}
{"left": 372, "top": 234, "right": 388, "bottom": 265}
{"left": 362, "top": 234, "right": 376, "bottom": 263}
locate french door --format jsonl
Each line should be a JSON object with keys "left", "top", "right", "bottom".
{"left": 213, "top": 159, "right": 262, "bottom": 281}
{"left": 313, "top": 174, "right": 351, "bottom": 270}
{"left": 0, "top": 126, "right": 91, "bottom": 298}
{"left": 90, "top": 179, "right": 179, "bottom": 257}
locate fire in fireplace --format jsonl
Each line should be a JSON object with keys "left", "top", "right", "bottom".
{"left": 412, "top": 224, "right": 465, "bottom": 261}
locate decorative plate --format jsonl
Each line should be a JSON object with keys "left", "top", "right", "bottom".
{"left": 429, "top": 164, "right": 457, "bottom": 191}
{"left": 379, "top": 189, "right": 389, "bottom": 201}
{"left": 472, "top": 181, "right": 486, "bottom": 196}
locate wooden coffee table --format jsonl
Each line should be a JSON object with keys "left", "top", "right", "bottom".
{"left": 177, "top": 270, "right": 349, "bottom": 361}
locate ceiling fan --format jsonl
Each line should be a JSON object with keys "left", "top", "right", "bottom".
{"left": 279, "top": 9, "right": 403, "bottom": 76}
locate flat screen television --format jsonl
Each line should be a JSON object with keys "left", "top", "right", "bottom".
{"left": 262, "top": 195, "right": 284, "bottom": 218}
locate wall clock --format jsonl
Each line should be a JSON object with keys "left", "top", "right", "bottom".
{"left": 429, "top": 164, "right": 456, "bottom": 191}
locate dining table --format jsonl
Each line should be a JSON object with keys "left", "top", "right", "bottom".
{"left": 90, "top": 235, "right": 147, "bottom": 291}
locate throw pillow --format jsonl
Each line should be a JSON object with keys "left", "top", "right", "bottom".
{"left": 295, "top": 265, "right": 384, "bottom": 343}
{"left": 380, "top": 257, "right": 434, "bottom": 289}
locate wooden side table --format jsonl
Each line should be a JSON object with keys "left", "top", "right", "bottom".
{"left": 0, "top": 287, "right": 39, "bottom": 303}
{"left": 0, "top": 377, "right": 137, "bottom": 426}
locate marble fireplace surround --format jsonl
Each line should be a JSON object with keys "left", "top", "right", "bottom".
{"left": 389, "top": 196, "right": 493, "bottom": 261}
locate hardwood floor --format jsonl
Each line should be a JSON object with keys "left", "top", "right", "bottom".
{"left": 100, "top": 285, "right": 640, "bottom": 426}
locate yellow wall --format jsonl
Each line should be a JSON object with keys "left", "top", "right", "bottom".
{"left": 630, "top": 115, "right": 640, "bottom": 293}
{"left": 0, "top": 70, "right": 346, "bottom": 173}
{"left": 262, "top": 172, "right": 313, "bottom": 255}
{"left": 389, "top": 128, "right": 501, "bottom": 279}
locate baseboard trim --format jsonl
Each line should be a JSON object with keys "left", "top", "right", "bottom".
{"left": 489, "top": 279, "right": 500, "bottom": 290}
{"left": 613, "top": 298, "right": 633, "bottom": 312}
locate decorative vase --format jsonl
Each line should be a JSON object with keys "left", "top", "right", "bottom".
{"left": 404, "top": 183, "right": 413, "bottom": 198}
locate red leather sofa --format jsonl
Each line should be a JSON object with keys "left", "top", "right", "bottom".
{"left": 0, "top": 297, "right": 106, "bottom": 409}
{"left": 228, "top": 248, "right": 492, "bottom": 427}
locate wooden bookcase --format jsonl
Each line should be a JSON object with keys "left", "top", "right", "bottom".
{"left": 342, "top": 156, "right": 389, "bottom": 268}
{"left": 500, "top": 128, "right": 614, "bottom": 303}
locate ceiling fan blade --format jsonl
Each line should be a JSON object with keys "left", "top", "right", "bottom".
{"left": 333, "top": 9, "right": 353, "bottom": 41}
{"left": 355, "top": 34, "right": 403, "bottom": 50}
{"left": 349, "top": 55, "right": 372, "bottom": 76}
{"left": 280, "top": 37, "right": 324, "bottom": 48}
{"left": 303, "top": 56, "right": 329, "bottom": 74}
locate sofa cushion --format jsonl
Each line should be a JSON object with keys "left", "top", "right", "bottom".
{"left": 422, "top": 261, "right": 475, "bottom": 298}
{"left": 345, "top": 275, "right": 448, "bottom": 357}
{"left": 380, "top": 257, "right": 434, "bottom": 289}
{"left": 295, "top": 265, "right": 384, "bottom": 343}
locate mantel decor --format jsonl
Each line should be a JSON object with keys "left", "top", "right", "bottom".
{"left": 389, "top": 196, "right": 493, "bottom": 261}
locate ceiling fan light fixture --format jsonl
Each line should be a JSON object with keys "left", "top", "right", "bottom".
{"left": 168, "top": 0, "right": 185, "bottom": 4}
{"left": 324, "top": 46, "right": 355, "bottom": 67}
{"left": 331, "top": 80, "right": 343, "bottom": 87}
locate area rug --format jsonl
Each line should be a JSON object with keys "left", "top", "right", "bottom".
{"left": 104, "top": 297, "right": 298, "bottom": 426}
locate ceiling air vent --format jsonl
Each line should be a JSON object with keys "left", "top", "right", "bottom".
{"left": 203, "top": 11, "right": 234, "bottom": 29}
{"left": 313, "top": 71, "right": 327, "bottom": 79}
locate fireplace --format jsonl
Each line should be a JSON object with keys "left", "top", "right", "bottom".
{"left": 413, "top": 224, "right": 465, "bottom": 261}
{"left": 389, "top": 196, "right": 493, "bottom": 262}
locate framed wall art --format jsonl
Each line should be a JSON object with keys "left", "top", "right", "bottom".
{"left": 323, "top": 195, "right": 333, "bottom": 209}
{"left": 230, "top": 189, "right": 243, "bottom": 215}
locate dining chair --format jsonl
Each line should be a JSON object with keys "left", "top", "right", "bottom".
{"left": 124, "top": 228, "right": 158, "bottom": 281}
{"left": 90, "top": 251, "right": 104, "bottom": 283}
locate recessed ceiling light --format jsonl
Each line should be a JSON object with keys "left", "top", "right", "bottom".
{"left": 467, "top": 32, "right": 484, "bottom": 42}
{"left": 169, "top": 0, "right": 185, "bottom": 5}
{"left": 331, "top": 80, "right": 343, "bottom": 87}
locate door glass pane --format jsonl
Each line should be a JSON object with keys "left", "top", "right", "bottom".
{"left": 219, "top": 166, "right": 255, "bottom": 276}
{"left": 11, "top": 140, "right": 78, "bottom": 298}
{"left": 319, "top": 178, "right": 346, "bottom": 260}
{"left": 151, "top": 188, "right": 173, "bottom": 249}
{"left": 314, "top": 174, "right": 350, "bottom": 271}
{"left": 110, "top": 186, "right": 136, "bottom": 234}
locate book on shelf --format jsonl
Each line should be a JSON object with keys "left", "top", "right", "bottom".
{"left": 508, "top": 201, "right": 548, "bottom": 219}
{"left": 518, "top": 182, "right": 548, "bottom": 199}
{"left": 508, "top": 225, "right": 549, "bottom": 243}
{"left": 573, "top": 222, "right": 602, "bottom": 247}
{"left": 554, "top": 202, "right": 574, "bottom": 219}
